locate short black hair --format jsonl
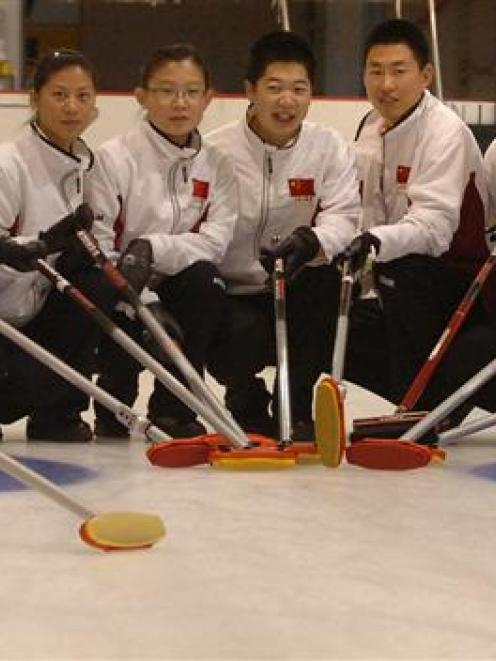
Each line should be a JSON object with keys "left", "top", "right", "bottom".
{"left": 363, "top": 19, "right": 431, "bottom": 69}
{"left": 246, "top": 31, "right": 316, "bottom": 84}
{"left": 140, "top": 44, "right": 210, "bottom": 90}
{"left": 33, "top": 49, "right": 96, "bottom": 92}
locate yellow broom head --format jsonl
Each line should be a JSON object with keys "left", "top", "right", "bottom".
{"left": 314, "top": 377, "right": 345, "bottom": 467}
{"left": 79, "top": 511, "right": 166, "bottom": 551}
{"left": 210, "top": 446, "right": 297, "bottom": 470}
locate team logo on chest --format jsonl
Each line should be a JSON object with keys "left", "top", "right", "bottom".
{"left": 288, "top": 178, "right": 315, "bottom": 201}
{"left": 396, "top": 165, "right": 411, "bottom": 189}
{"left": 192, "top": 178, "right": 210, "bottom": 201}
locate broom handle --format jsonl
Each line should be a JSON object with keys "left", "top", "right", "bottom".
{"left": 274, "top": 258, "right": 292, "bottom": 446}
{"left": 0, "top": 444, "right": 94, "bottom": 519}
{"left": 76, "top": 230, "right": 253, "bottom": 448}
{"left": 332, "top": 260, "right": 353, "bottom": 382}
{"left": 36, "top": 259, "right": 249, "bottom": 449}
{"left": 400, "top": 357, "right": 496, "bottom": 442}
{"left": 398, "top": 248, "right": 496, "bottom": 413}
{"left": 0, "top": 318, "right": 105, "bottom": 519}
{"left": 439, "top": 410, "right": 496, "bottom": 443}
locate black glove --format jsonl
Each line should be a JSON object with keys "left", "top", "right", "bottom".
{"left": 38, "top": 203, "right": 94, "bottom": 254}
{"left": 260, "top": 226, "right": 321, "bottom": 281}
{"left": 339, "top": 231, "right": 381, "bottom": 274}
{"left": 117, "top": 238, "right": 153, "bottom": 294}
{"left": 140, "top": 301, "right": 184, "bottom": 363}
{"left": 0, "top": 237, "right": 47, "bottom": 272}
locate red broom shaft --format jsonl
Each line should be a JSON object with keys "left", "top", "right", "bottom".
{"left": 398, "top": 253, "right": 496, "bottom": 412}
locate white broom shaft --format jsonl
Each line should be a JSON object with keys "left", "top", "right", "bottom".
{"left": 0, "top": 313, "right": 160, "bottom": 442}
{"left": 38, "top": 259, "right": 247, "bottom": 448}
{"left": 274, "top": 258, "right": 292, "bottom": 444}
{"left": 401, "top": 357, "right": 496, "bottom": 442}
{"left": 135, "top": 297, "right": 251, "bottom": 448}
{"left": 0, "top": 319, "right": 96, "bottom": 518}
{"left": 76, "top": 229, "right": 251, "bottom": 448}
{"left": 0, "top": 447, "right": 94, "bottom": 519}
{"left": 439, "top": 411, "right": 496, "bottom": 444}
{"left": 332, "top": 263, "right": 353, "bottom": 382}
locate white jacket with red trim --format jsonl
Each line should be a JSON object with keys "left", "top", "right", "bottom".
{"left": 85, "top": 119, "right": 238, "bottom": 276}
{"left": 0, "top": 123, "right": 90, "bottom": 327}
{"left": 484, "top": 138, "right": 496, "bottom": 223}
{"left": 355, "top": 91, "right": 489, "bottom": 265}
{"left": 205, "top": 116, "right": 360, "bottom": 293}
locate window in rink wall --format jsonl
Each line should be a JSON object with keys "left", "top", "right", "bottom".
{"left": 17, "top": 0, "right": 496, "bottom": 101}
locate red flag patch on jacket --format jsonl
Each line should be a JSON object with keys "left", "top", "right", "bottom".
{"left": 396, "top": 165, "right": 411, "bottom": 185}
{"left": 288, "top": 178, "right": 315, "bottom": 199}
{"left": 192, "top": 179, "right": 209, "bottom": 200}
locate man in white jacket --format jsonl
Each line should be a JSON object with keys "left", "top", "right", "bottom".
{"left": 346, "top": 19, "right": 496, "bottom": 423}
{"left": 207, "top": 31, "right": 361, "bottom": 440}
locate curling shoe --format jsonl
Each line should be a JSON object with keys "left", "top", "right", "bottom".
{"left": 150, "top": 415, "right": 207, "bottom": 439}
{"left": 27, "top": 415, "right": 93, "bottom": 442}
{"left": 94, "top": 416, "right": 130, "bottom": 440}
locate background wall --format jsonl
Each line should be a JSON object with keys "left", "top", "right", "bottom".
{"left": 0, "top": 92, "right": 494, "bottom": 151}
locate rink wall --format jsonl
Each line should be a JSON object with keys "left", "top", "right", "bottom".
{"left": 0, "top": 92, "right": 495, "bottom": 147}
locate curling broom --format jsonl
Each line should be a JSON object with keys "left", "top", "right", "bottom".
{"left": 74, "top": 228, "right": 294, "bottom": 470}
{"left": 0, "top": 318, "right": 165, "bottom": 551}
{"left": 346, "top": 357, "right": 496, "bottom": 469}
{"left": 314, "top": 259, "right": 351, "bottom": 467}
{"left": 351, "top": 243, "right": 496, "bottom": 443}
{"left": 35, "top": 258, "right": 287, "bottom": 468}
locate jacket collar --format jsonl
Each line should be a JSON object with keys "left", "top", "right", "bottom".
{"left": 144, "top": 119, "right": 201, "bottom": 160}
{"left": 30, "top": 120, "right": 94, "bottom": 171}
{"left": 381, "top": 90, "right": 430, "bottom": 136}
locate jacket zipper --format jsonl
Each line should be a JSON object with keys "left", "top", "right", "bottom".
{"left": 254, "top": 151, "right": 273, "bottom": 257}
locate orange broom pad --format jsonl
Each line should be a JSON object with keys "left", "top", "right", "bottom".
{"left": 146, "top": 433, "right": 279, "bottom": 468}
{"left": 314, "top": 377, "right": 345, "bottom": 467}
{"left": 345, "top": 438, "right": 446, "bottom": 470}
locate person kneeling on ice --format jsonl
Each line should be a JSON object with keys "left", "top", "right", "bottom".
{"left": 206, "top": 31, "right": 361, "bottom": 441}
{"left": 0, "top": 50, "right": 116, "bottom": 442}
{"left": 86, "top": 44, "right": 237, "bottom": 439}
{"left": 343, "top": 18, "right": 496, "bottom": 433}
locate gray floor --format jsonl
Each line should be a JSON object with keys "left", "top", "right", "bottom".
{"left": 1, "top": 371, "right": 496, "bottom": 661}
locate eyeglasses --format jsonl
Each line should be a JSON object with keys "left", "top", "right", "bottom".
{"left": 146, "top": 86, "right": 204, "bottom": 102}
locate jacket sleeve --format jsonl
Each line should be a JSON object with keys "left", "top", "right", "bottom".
{"left": 311, "top": 135, "right": 361, "bottom": 260}
{"left": 0, "top": 158, "right": 23, "bottom": 239}
{"left": 484, "top": 138, "right": 496, "bottom": 224}
{"left": 84, "top": 149, "right": 124, "bottom": 259}
{"left": 373, "top": 124, "right": 479, "bottom": 262}
{"left": 146, "top": 152, "right": 238, "bottom": 275}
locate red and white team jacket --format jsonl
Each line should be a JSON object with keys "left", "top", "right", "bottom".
{"left": 86, "top": 119, "right": 238, "bottom": 276}
{"left": 355, "top": 90, "right": 489, "bottom": 265}
{"left": 484, "top": 138, "right": 496, "bottom": 223}
{"left": 0, "top": 123, "right": 90, "bottom": 327}
{"left": 205, "top": 116, "right": 360, "bottom": 293}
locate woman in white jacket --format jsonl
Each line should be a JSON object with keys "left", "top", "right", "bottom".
{"left": 0, "top": 50, "right": 115, "bottom": 442}
{"left": 86, "top": 44, "right": 237, "bottom": 438}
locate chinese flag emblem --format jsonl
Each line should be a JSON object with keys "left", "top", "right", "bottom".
{"left": 288, "top": 178, "right": 315, "bottom": 198}
{"left": 396, "top": 165, "right": 411, "bottom": 185}
{"left": 192, "top": 179, "right": 209, "bottom": 199}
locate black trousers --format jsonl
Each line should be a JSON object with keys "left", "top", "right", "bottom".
{"left": 375, "top": 254, "right": 496, "bottom": 414}
{"left": 208, "top": 264, "right": 341, "bottom": 422}
{"left": 96, "top": 260, "right": 226, "bottom": 423}
{"left": 0, "top": 263, "right": 115, "bottom": 424}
